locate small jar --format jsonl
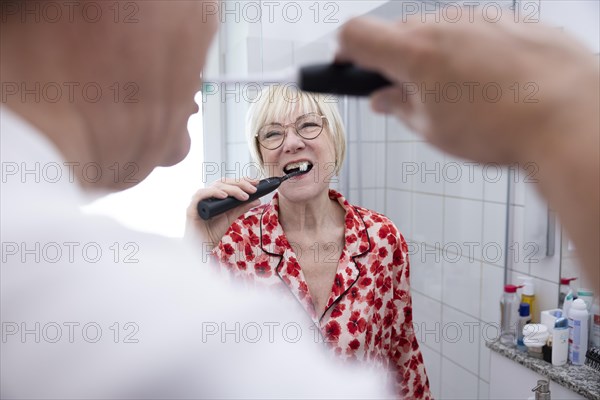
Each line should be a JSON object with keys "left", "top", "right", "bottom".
{"left": 523, "top": 324, "right": 549, "bottom": 360}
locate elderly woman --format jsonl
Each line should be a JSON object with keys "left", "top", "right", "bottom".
{"left": 187, "top": 86, "right": 431, "bottom": 399}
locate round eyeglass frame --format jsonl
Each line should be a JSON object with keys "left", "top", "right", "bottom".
{"left": 255, "top": 113, "right": 327, "bottom": 150}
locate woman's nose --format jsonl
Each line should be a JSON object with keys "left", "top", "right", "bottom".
{"left": 282, "top": 127, "right": 306, "bottom": 153}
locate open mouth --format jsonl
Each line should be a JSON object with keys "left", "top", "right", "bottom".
{"left": 283, "top": 161, "right": 313, "bottom": 176}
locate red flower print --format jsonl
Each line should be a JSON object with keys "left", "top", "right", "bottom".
{"left": 261, "top": 234, "right": 271, "bottom": 245}
{"left": 359, "top": 276, "right": 373, "bottom": 289}
{"left": 298, "top": 281, "right": 309, "bottom": 300}
{"left": 347, "top": 233, "right": 357, "bottom": 244}
{"left": 244, "top": 243, "right": 255, "bottom": 261}
{"left": 414, "top": 384, "right": 425, "bottom": 398}
{"left": 332, "top": 273, "right": 345, "bottom": 297}
{"left": 325, "top": 320, "right": 341, "bottom": 343}
{"left": 349, "top": 339, "right": 360, "bottom": 350}
{"left": 374, "top": 297, "right": 383, "bottom": 310}
{"left": 387, "top": 234, "right": 397, "bottom": 246}
{"left": 254, "top": 260, "right": 272, "bottom": 278}
{"left": 232, "top": 222, "right": 242, "bottom": 234}
{"left": 403, "top": 306, "right": 413, "bottom": 324}
{"left": 330, "top": 303, "right": 345, "bottom": 318}
{"left": 377, "top": 224, "right": 390, "bottom": 238}
{"left": 236, "top": 261, "right": 247, "bottom": 270}
{"left": 378, "top": 247, "right": 388, "bottom": 259}
{"left": 347, "top": 311, "right": 367, "bottom": 335}
{"left": 243, "top": 215, "right": 259, "bottom": 227}
{"left": 398, "top": 336, "right": 411, "bottom": 352}
{"left": 275, "top": 235, "right": 287, "bottom": 249}
{"left": 412, "top": 337, "right": 419, "bottom": 351}
{"left": 231, "top": 232, "right": 244, "bottom": 243}
{"left": 348, "top": 286, "right": 361, "bottom": 302}
{"left": 286, "top": 260, "right": 301, "bottom": 277}
{"left": 222, "top": 243, "right": 235, "bottom": 256}
{"left": 381, "top": 276, "right": 392, "bottom": 294}
{"left": 395, "top": 289, "right": 409, "bottom": 304}
{"left": 369, "top": 260, "right": 381, "bottom": 274}
{"left": 345, "top": 217, "right": 354, "bottom": 230}
{"left": 365, "top": 289, "right": 375, "bottom": 306}
{"left": 248, "top": 230, "right": 260, "bottom": 246}
{"left": 393, "top": 248, "right": 404, "bottom": 265}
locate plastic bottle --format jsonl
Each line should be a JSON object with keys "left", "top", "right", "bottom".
{"left": 552, "top": 317, "right": 569, "bottom": 366}
{"left": 500, "top": 284, "right": 521, "bottom": 346}
{"left": 520, "top": 277, "right": 537, "bottom": 323}
{"left": 516, "top": 302, "right": 531, "bottom": 351}
{"left": 577, "top": 288, "right": 593, "bottom": 311}
{"left": 568, "top": 298, "right": 589, "bottom": 365}
{"left": 591, "top": 297, "right": 600, "bottom": 348}
{"left": 558, "top": 277, "right": 577, "bottom": 309}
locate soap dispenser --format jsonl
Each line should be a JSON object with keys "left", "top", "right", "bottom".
{"left": 530, "top": 380, "right": 551, "bottom": 400}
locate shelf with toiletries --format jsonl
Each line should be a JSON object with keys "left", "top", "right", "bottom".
{"left": 495, "top": 272, "right": 599, "bottom": 399}
{"left": 487, "top": 340, "right": 599, "bottom": 400}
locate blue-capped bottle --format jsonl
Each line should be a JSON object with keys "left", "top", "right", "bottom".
{"left": 516, "top": 302, "right": 531, "bottom": 351}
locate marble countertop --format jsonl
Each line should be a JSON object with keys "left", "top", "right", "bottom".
{"left": 486, "top": 341, "right": 600, "bottom": 400}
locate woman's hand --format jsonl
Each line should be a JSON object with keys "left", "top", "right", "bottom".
{"left": 185, "top": 178, "right": 261, "bottom": 250}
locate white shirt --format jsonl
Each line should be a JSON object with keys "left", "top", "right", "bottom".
{"left": 0, "top": 107, "right": 390, "bottom": 399}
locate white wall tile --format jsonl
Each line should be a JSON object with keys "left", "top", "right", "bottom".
{"left": 386, "top": 115, "right": 420, "bottom": 142}
{"left": 529, "top": 222, "right": 561, "bottom": 283}
{"left": 531, "top": 277, "right": 559, "bottom": 319}
{"left": 413, "top": 142, "right": 445, "bottom": 195}
{"left": 410, "top": 241, "right": 443, "bottom": 303}
{"left": 483, "top": 164, "right": 508, "bottom": 203}
{"left": 482, "top": 202, "right": 507, "bottom": 268}
{"left": 478, "top": 379, "right": 490, "bottom": 400}
{"left": 386, "top": 189, "right": 412, "bottom": 239}
{"left": 480, "top": 264, "right": 504, "bottom": 326}
{"left": 512, "top": 178, "right": 526, "bottom": 206}
{"left": 413, "top": 193, "right": 444, "bottom": 246}
{"left": 224, "top": 143, "right": 253, "bottom": 180}
{"left": 225, "top": 100, "right": 250, "bottom": 143}
{"left": 442, "top": 258, "right": 481, "bottom": 319}
{"left": 354, "top": 188, "right": 385, "bottom": 214}
{"left": 358, "top": 99, "right": 386, "bottom": 142}
{"left": 412, "top": 292, "right": 442, "bottom": 353}
{"left": 443, "top": 155, "right": 484, "bottom": 201}
{"left": 443, "top": 198, "right": 483, "bottom": 260}
{"left": 348, "top": 142, "right": 386, "bottom": 189}
{"left": 386, "top": 142, "right": 413, "bottom": 191}
{"left": 419, "top": 345, "right": 441, "bottom": 399}
{"left": 441, "top": 306, "right": 481, "bottom": 375}
{"left": 440, "top": 357, "right": 479, "bottom": 400}
{"left": 260, "top": 37, "right": 293, "bottom": 72}
{"left": 479, "top": 339, "right": 491, "bottom": 382}
{"left": 292, "top": 40, "right": 331, "bottom": 66}
{"left": 508, "top": 205, "right": 529, "bottom": 275}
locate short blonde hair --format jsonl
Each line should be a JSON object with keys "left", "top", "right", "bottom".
{"left": 246, "top": 85, "right": 346, "bottom": 176}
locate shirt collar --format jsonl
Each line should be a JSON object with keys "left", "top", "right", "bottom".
{"left": 1, "top": 106, "right": 87, "bottom": 210}
{"left": 259, "top": 189, "right": 371, "bottom": 258}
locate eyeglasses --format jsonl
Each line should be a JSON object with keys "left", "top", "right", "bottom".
{"left": 255, "top": 113, "right": 326, "bottom": 150}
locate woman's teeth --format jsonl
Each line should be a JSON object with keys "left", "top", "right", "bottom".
{"left": 284, "top": 161, "right": 311, "bottom": 173}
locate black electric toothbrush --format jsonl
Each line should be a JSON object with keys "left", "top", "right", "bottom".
{"left": 197, "top": 165, "right": 312, "bottom": 220}
{"left": 202, "top": 62, "right": 393, "bottom": 97}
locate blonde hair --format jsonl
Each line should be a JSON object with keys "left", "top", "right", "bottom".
{"left": 246, "top": 85, "right": 346, "bottom": 176}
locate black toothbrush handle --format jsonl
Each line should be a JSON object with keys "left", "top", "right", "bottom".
{"left": 197, "top": 177, "right": 282, "bottom": 220}
{"left": 299, "top": 63, "right": 393, "bottom": 96}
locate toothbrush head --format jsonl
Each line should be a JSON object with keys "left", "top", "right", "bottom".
{"left": 281, "top": 162, "right": 313, "bottom": 181}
